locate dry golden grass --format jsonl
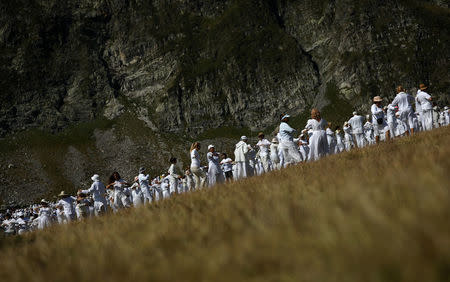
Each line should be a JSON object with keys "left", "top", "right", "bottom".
{"left": 1, "top": 127, "right": 449, "bottom": 282}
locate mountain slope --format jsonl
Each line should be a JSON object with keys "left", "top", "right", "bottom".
{"left": 1, "top": 127, "right": 449, "bottom": 282}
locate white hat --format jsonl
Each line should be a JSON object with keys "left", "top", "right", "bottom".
{"left": 445, "top": 106, "right": 449, "bottom": 110}
{"left": 40, "top": 199, "right": 48, "bottom": 204}
{"left": 271, "top": 138, "right": 278, "bottom": 143}
{"left": 139, "top": 167, "right": 146, "bottom": 173}
{"left": 91, "top": 174, "right": 100, "bottom": 181}
{"left": 58, "top": 191, "right": 69, "bottom": 197}
{"left": 353, "top": 111, "right": 358, "bottom": 115}
{"left": 241, "top": 136, "right": 248, "bottom": 140}
{"left": 281, "top": 114, "right": 290, "bottom": 120}
{"left": 208, "top": 144, "right": 215, "bottom": 150}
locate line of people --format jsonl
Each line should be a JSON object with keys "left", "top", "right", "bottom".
{"left": 2, "top": 84, "right": 449, "bottom": 235}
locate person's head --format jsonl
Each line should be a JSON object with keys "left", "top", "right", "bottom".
{"left": 257, "top": 132, "right": 265, "bottom": 140}
{"left": 91, "top": 174, "right": 100, "bottom": 182}
{"left": 419, "top": 83, "right": 428, "bottom": 91}
{"left": 170, "top": 157, "right": 177, "bottom": 164}
{"left": 327, "top": 122, "right": 332, "bottom": 129}
{"left": 366, "top": 114, "right": 370, "bottom": 120}
{"left": 396, "top": 85, "right": 405, "bottom": 93}
{"left": 373, "top": 96, "right": 382, "bottom": 105}
{"left": 109, "top": 172, "right": 121, "bottom": 184}
{"left": 280, "top": 114, "right": 290, "bottom": 123}
{"left": 40, "top": 199, "right": 48, "bottom": 207}
{"left": 221, "top": 153, "right": 227, "bottom": 159}
{"left": 271, "top": 137, "right": 278, "bottom": 144}
{"left": 208, "top": 145, "right": 215, "bottom": 152}
{"left": 134, "top": 176, "right": 139, "bottom": 183}
{"left": 353, "top": 111, "right": 358, "bottom": 116}
{"left": 190, "top": 142, "right": 201, "bottom": 152}
{"left": 139, "top": 167, "right": 146, "bottom": 174}
{"left": 241, "top": 136, "right": 248, "bottom": 143}
{"left": 311, "top": 108, "right": 321, "bottom": 120}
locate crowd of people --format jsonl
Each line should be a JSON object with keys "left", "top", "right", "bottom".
{"left": 1, "top": 84, "right": 449, "bottom": 235}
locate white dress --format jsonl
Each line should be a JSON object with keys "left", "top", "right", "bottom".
{"left": 305, "top": 119, "right": 329, "bottom": 161}
{"left": 343, "top": 125, "right": 354, "bottom": 151}
{"left": 325, "top": 128, "right": 336, "bottom": 154}
{"left": 270, "top": 143, "right": 280, "bottom": 169}
{"left": 207, "top": 152, "right": 224, "bottom": 187}
{"left": 38, "top": 207, "right": 52, "bottom": 230}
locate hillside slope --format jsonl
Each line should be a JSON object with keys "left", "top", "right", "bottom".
{"left": 1, "top": 127, "right": 449, "bottom": 282}
{"left": 1, "top": 0, "right": 449, "bottom": 204}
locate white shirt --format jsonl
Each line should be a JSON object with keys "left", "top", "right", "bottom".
{"left": 190, "top": 149, "right": 200, "bottom": 168}
{"left": 256, "top": 139, "right": 271, "bottom": 156}
{"left": 392, "top": 92, "right": 414, "bottom": 112}
{"left": 371, "top": 104, "right": 384, "bottom": 124}
{"left": 138, "top": 173, "right": 150, "bottom": 191}
{"left": 234, "top": 141, "right": 249, "bottom": 162}
{"left": 347, "top": 115, "right": 365, "bottom": 134}
{"left": 305, "top": 119, "right": 327, "bottom": 131}
{"left": 58, "top": 197, "right": 76, "bottom": 216}
{"left": 220, "top": 158, "right": 233, "bottom": 172}
{"left": 279, "top": 122, "right": 296, "bottom": 141}
{"left": 416, "top": 90, "right": 432, "bottom": 111}
{"left": 82, "top": 181, "right": 106, "bottom": 203}
{"left": 168, "top": 164, "right": 181, "bottom": 179}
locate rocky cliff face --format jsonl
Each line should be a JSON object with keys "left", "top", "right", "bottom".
{"left": 0, "top": 0, "right": 449, "bottom": 206}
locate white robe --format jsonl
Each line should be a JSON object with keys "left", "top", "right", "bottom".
{"left": 207, "top": 152, "right": 224, "bottom": 187}
{"left": 305, "top": 119, "right": 329, "bottom": 161}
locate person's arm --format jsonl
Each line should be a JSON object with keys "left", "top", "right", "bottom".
{"left": 81, "top": 183, "right": 94, "bottom": 195}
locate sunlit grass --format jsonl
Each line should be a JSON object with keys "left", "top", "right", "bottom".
{"left": 0, "top": 127, "right": 449, "bottom": 282}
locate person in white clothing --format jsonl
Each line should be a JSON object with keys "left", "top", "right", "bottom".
{"left": 184, "top": 169, "right": 195, "bottom": 190}
{"left": 335, "top": 127, "right": 345, "bottom": 153}
{"left": 80, "top": 174, "right": 108, "bottom": 216}
{"left": 161, "top": 178, "right": 170, "bottom": 199}
{"left": 416, "top": 84, "right": 433, "bottom": 131}
{"left": 38, "top": 200, "right": 52, "bottom": 230}
{"left": 394, "top": 111, "right": 408, "bottom": 136}
{"left": 56, "top": 191, "right": 76, "bottom": 222}
{"left": 363, "top": 116, "right": 374, "bottom": 145}
{"left": 207, "top": 145, "right": 224, "bottom": 187}
{"left": 348, "top": 111, "right": 365, "bottom": 148}
{"left": 441, "top": 106, "right": 449, "bottom": 126}
{"left": 190, "top": 142, "right": 206, "bottom": 189}
{"left": 220, "top": 153, "right": 234, "bottom": 182}
{"left": 234, "top": 136, "right": 250, "bottom": 179}
{"left": 106, "top": 172, "right": 130, "bottom": 211}
{"left": 325, "top": 123, "right": 336, "bottom": 154}
{"left": 343, "top": 122, "right": 354, "bottom": 151}
{"left": 385, "top": 104, "right": 398, "bottom": 138}
{"left": 298, "top": 134, "right": 310, "bottom": 162}
{"left": 371, "top": 96, "right": 390, "bottom": 143}
{"left": 138, "top": 168, "right": 153, "bottom": 205}
{"left": 391, "top": 86, "right": 415, "bottom": 135}
{"left": 305, "top": 109, "right": 329, "bottom": 161}
{"left": 270, "top": 138, "right": 281, "bottom": 170}
{"left": 130, "top": 176, "right": 144, "bottom": 207}
{"left": 168, "top": 157, "right": 182, "bottom": 194}
{"left": 256, "top": 132, "right": 271, "bottom": 173}
{"left": 279, "top": 114, "right": 302, "bottom": 165}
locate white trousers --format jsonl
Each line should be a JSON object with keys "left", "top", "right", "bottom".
{"left": 235, "top": 161, "right": 248, "bottom": 179}
{"left": 191, "top": 166, "right": 206, "bottom": 189}
{"left": 354, "top": 133, "right": 365, "bottom": 148}
{"left": 422, "top": 109, "right": 433, "bottom": 131}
